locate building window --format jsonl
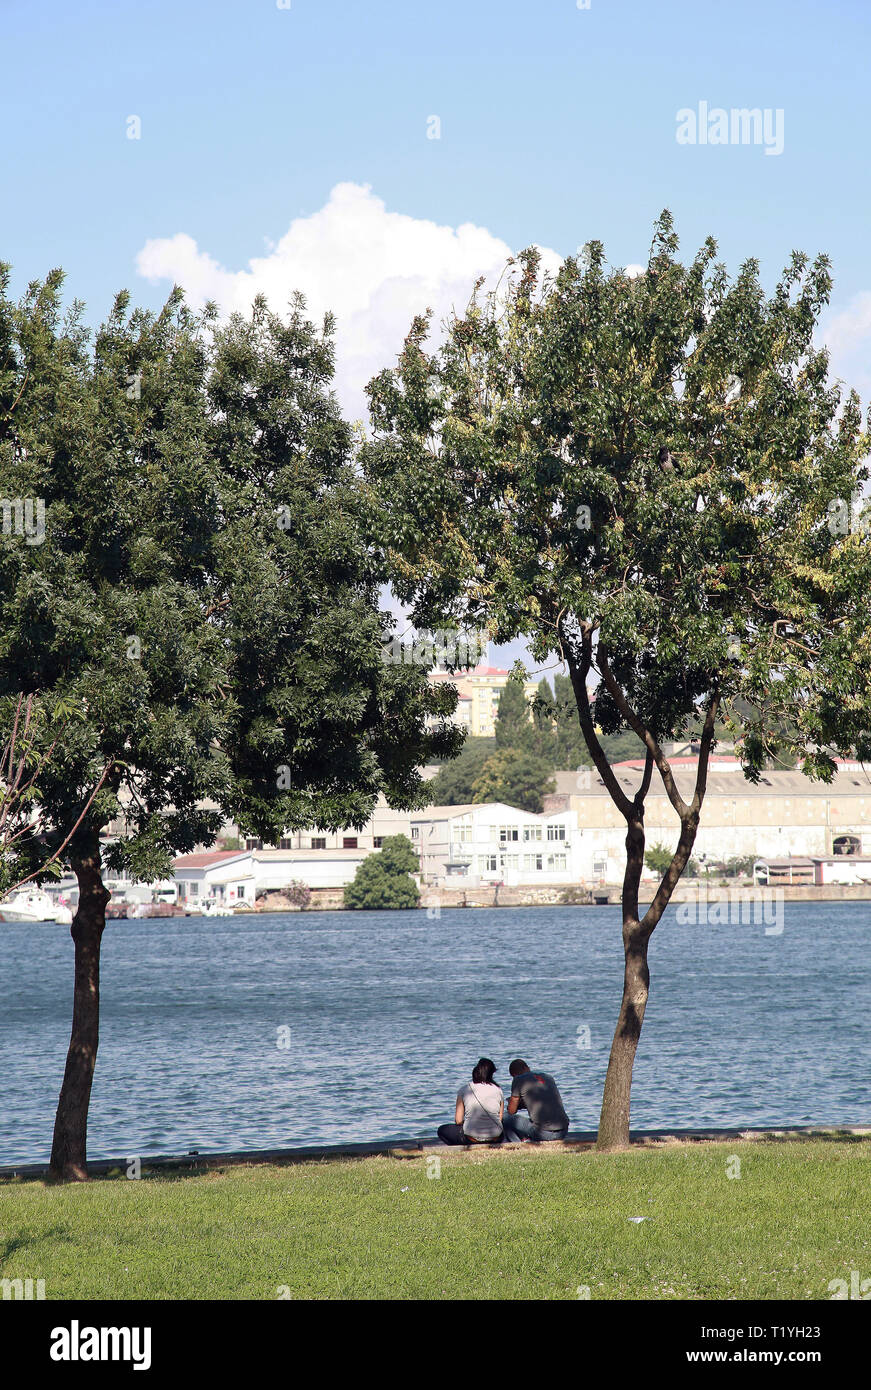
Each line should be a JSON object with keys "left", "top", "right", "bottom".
{"left": 373, "top": 837, "right": 383, "bottom": 848}
{"left": 411, "top": 827, "right": 420, "bottom": 840}
{"left": 498, "top": 826, "right": 519, "bottom": 842}
{"left": 548, "top": 854, "right": 567, "bottom": 871}
{"left": 523, "top": 826, "right": 542, "bottom": 842}
{"left": 237, "top": 884, "right": 246, "bottom": 899}
{"left": 480, "top": 854, "right": 498, "bottom": 872}
{"left": 279, "top": 837, "right": 294, "bottom": 850}
{"left": 502, "top": 854, "right": 519, "bottom": 869}
{"left": 833, "top": 833, "right": 861, "bottom": 856}
{"left": 245, "top": 838, "right": 263, "bottom": 851}
{"left": 311, "top": 837, "right": 327, "bottom": 850}
{"left": 188, "top": 881, "right": 199, "bottom": 898}
{"left": 455, "top": 822, "right": 472, "bottom": 842}
{"left": 547, "top": 824, "right": 566, "bottom": 841}
{"left": 523, "top": 854, "right": 544, "bottom": 871}
{"left": 343, "top": 837, "right": 358, "bottom": 849}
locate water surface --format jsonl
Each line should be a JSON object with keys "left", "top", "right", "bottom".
{"left": 1, "top": 902, "right": 868, "bottom": 1164}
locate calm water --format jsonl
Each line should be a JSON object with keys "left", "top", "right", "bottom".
{"left": 1, "top": 902, "right": 869, "bottom": 1165}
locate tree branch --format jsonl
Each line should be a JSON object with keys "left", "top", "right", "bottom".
{"left": 4, "top": 761, "right": 116, "bottom": 896}
{"left": 563, "top": 622, "right": 634, "bottom": 820}
{"left": 597, "top": 645, "right": 691, "bottom": 821}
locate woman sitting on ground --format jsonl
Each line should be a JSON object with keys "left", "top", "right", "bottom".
{"left": 437, "top": 1057, "right": 504, "bottom": 1145}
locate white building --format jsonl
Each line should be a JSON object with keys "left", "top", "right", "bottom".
{"left": 172, "top": 846, "right": 373, "bottom": 908}
{"left": 426, "top": 665, "right": 541, "bottom": 738}
{"left": 228, "top": 795, "right": 413, "bottom": 854}
{"left": 410, "top": 802, "right": 577, "bottom": 887}
{"left": 755, "top": 854, "right": 871, "bottom": 887}
{"left": 543, "top": 759, "right": 871, "bottom": 882}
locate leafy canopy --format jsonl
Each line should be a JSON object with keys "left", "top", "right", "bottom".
{"left": 344, "top": 833, "right": 420, "bottom": 909}
{"left": 363, "top": 213, "right": 871, "bottom": 785}
{"left": 0, "top": 269, "right": 461, "bottom": 880}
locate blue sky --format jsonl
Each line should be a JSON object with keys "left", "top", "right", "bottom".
{"left": 3, "top": 0, "right": 870, "bottom": 668}
{"left": 4, "top": 0, "right": 870, "bottom": 315}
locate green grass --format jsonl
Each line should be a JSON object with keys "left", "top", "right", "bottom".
{"left": 1, "top": 1138, "right": 869, "bottom": 1300}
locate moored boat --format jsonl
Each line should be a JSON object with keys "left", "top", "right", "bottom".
{"left": 199, "top": 899, "right": 234, "bottom": 917}
{"left": 0, "top": 889, "right": 73, "bottom": 925}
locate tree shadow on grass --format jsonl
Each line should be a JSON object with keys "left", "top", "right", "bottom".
{"left": 753, "top": 1130, "right": 870, "bottom": 1147}
{"left": 0, "top": 1225, "right": 74, "bottom": 1268}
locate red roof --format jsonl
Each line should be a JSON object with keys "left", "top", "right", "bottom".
{"left": 172, "top": 851, "right": 244, "bottom": 869}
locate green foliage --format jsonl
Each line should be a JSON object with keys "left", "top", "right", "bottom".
{"left": 722, "top": 855, "right": 756, "bottom": 878}
{"left": 426, "top": 737, "right": 494, "bottom": 804}
{"left": 427, "top": 681, "right": 642, "bottom": 807}
{"left": 0, "top": 269, "right": 462, "bottom": 883}
{"left": 363, "top": 214, "right": 871, "bottom": 791}
{"left": 644, "top": 843, "right": 673, "bottom": 875}
{"left": 550, "top": 674, "right": 591, "bottom": 768}
{"left": 598, "top": 729, "right": 646, "bottom": 764}
{"left": 0, "top": 692, "right": 69, "bottom": 894}
{"left": 344, "top": 833, "right": 420, "bottom": 909}
{"left": 471, "top": 747, "right": 556, "bottom": 813}
{"left": 494, "top": 679, "right": 532, "bottom": 750}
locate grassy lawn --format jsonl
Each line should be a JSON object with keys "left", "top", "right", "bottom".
{"left": 1, "top": 1138, "right": 869, "bottom": 1300}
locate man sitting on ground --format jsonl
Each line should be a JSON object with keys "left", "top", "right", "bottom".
{"left": 502, "top": 1058, "right": 569, "bottom": 1142}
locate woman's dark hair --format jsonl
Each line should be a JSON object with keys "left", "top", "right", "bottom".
{"left": 472, "top": 1057, "right": 497, "bottom": 1085}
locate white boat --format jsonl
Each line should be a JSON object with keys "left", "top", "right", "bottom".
{"left": 199, "top": 899, "right": 234, "bottom": 917}
{"left": 0, "top": 889, "right": 73, "bottom": 925}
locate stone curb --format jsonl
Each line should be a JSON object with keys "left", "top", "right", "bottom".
{"left": 2, "top": 1124, "right": 868, "bottom": 1182}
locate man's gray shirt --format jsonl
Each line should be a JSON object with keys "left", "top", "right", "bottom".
{"left": 511, "top": 1070, "right": 569, "bottom": 1131}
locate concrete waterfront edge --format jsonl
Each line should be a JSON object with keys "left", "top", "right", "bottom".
{"left": 2, "top": 1125, "right": 869, "bottom": 1182}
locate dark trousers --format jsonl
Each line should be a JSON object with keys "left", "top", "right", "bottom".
{"left": 502, "top": 1113, "right": 568, "bottom": 1142}
{"left": 437, "top": 1123, "right": 503, "bottom": 1146}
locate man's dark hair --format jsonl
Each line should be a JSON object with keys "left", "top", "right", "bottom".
{"left": 472, "top": 1057, "right": 497, "bottom": 1085}
{"left": 509, "top": 1058, "right": 529, "bottom": 1077}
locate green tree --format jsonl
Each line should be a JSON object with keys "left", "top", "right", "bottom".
{"left": 363, "top": 214, "right": 871, "bottom": 1149}
{"left": 344, "top": 833, "right": 420, "bottom": 908}
{"left": 472, "top": 747, "right": 556, "bottom": 813}
{"left": 643, "top": 843, "right": 672, "bottom": 876}
{"left": 494, "top": 678, "right": 533, "bottom": 750}
{"left": 426, "top": 736, "right": 494, "bottom": 805}
{"left": 551, "top": 673, "right": 590, "bottom": 768}
{"left": 534, "top": 674, "right": 639, "bottom": 769}
{"left": 0, "top": 693, "right": 111, "bottom": 897}
{"left": 0, "top": 269, "right": 458, "bottom": 1180}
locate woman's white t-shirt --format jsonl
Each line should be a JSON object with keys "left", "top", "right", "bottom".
{"left": 458, "top": 1082, "right": 503, "bottom": 1140}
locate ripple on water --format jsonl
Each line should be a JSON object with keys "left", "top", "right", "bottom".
{"left": 1, "top": 902, "right": 870, "bottom": 1163}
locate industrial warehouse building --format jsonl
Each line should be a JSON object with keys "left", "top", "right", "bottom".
{"left": 543, "top": 758, "right": 871, "bottom": 885}
{"left": 158, "top": 757, "right": 871, "bottom": 903}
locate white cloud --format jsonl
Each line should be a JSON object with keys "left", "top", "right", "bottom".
{"left": 822, "top": 293, "right": 871, "bottom": 405}
{"left": 136, "top": 182, "right": 561, "bottom": 422}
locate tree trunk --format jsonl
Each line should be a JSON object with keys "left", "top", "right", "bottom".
{"left": 595, "top": 810, "right": 701, "bottom": 1150}
{"left": 597, "top": 810, "right": 651, "bottom": 1150}
{"left": 596, "top": 923, "right": 650, "bottom": 1150}
{"left": 48, "top": 837, "right": 110, "bottom": 1182}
